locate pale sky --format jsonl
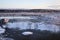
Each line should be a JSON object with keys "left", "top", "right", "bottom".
{"left": 0, "top": 0, "right": 60, "bottom": 9}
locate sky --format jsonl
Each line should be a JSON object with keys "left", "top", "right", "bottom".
{"left": 0, "top": 0, "right": 60, "bottom": 9}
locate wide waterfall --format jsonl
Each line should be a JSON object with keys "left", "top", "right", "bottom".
{"left": 2, "top": 15, "right": 59, "bottom": 32}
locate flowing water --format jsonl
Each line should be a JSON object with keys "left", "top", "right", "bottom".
{"left": 5, "top": 15, "right": 60, "bottom": 32}
{"left": 0, "top": 13, "right": 60, "bottom": 40}
{"left": 0, "top": 13, "right": 60, "bottom": 32}
{"left": 7, "top": 21, "right": 60, "bottom": 32}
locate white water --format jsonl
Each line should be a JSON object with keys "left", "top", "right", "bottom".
{"left": 0, "top": 14, "right": 60, "bottom": 32}
{"left": 7, "top": 21, "right": 60, "bottom": 32}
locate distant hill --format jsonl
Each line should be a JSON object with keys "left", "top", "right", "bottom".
{"left": 0, "top": 9, "right": 60, "bottom": 13}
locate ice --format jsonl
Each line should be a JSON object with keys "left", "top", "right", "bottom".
{"left": 22, "top": 31, "right": 33, "bottom": 35}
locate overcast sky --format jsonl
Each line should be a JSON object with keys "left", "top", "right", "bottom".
{"left": 0, "top": 0, "right": 60, "bottom": 9}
